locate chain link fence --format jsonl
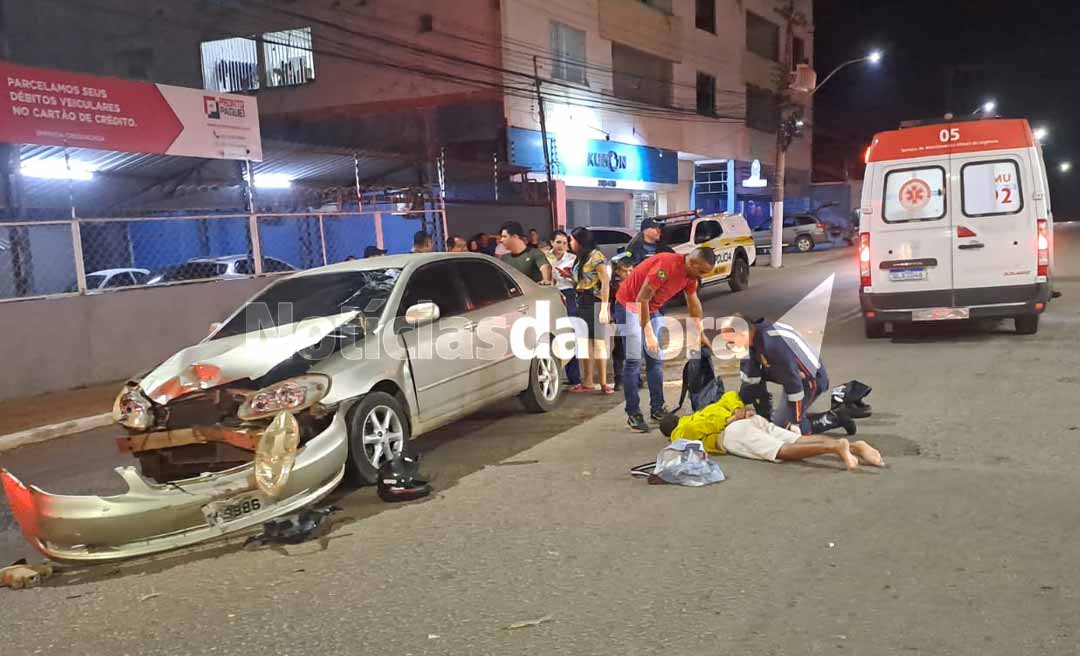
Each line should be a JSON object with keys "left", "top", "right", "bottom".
{"left": 0, "top": 209, "right": 442, "bottom": 302}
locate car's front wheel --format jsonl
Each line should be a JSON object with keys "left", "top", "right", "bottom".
{"left": 795, "top": 235, "right": 815, "bottom": 252}
{"left": 519, "top": 351, "right": 562, "bottom": 413}
{"left": 346, "top": 392, "right": 410, "bottom": 485}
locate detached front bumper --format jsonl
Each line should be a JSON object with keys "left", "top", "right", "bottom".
{"left": 1, "top": 412, "right": 348, "bottom": 563}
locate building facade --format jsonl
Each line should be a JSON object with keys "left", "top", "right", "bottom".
{"left": 500, "top": 0, "right": 813, "bottom": 230}
{"left": 1, "top": 0, "right": 813, "bottom": 232}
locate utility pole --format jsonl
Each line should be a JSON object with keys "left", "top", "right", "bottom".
{"left": 769, "top": 0, "right": 806, "bottom": 268}
{"left": 533, "top": 55, "right": 557, "bottom": 232}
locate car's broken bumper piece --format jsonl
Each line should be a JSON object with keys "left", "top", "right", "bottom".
{"left": 1, "top": 412, "right": 348, "bottom": 563}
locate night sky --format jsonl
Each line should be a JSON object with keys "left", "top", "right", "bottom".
{"left": 813, "top": 0, "right": 1080, "bottom": 217}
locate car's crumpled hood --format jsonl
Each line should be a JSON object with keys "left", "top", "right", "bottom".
{"left": 139, "top": 311, "right": 359, "bottom": 402}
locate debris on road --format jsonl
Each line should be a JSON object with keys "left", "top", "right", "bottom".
{"left": 243, "top": 506, "right": 341, "bottom": 550}
{"left": 1, "top": 561, "right": 53, "bottom": 590}
{"left": 506, "top": 615, "right": 554, "bottom": 630}
{"left": 139, "top": 592, "right": 162, "bottom": 602}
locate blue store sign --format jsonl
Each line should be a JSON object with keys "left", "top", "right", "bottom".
{"left": 507, "top": 127, "right": 678, "bottom": 185}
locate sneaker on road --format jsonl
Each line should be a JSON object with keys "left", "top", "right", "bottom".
{"left": 627, "top": 414, "right": 651, "bottom": 433}
{"left": 649, "top": 407, "right": 670, "bottom": 422}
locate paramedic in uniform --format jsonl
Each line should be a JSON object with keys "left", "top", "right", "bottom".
{"left": 719, "top": 315, "right": 855, "bottom": 436}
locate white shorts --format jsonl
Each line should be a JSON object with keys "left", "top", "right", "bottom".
{"left": 722, "top": 415, "right": 801, "bottom": 462}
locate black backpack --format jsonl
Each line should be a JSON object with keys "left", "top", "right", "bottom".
{"left": 676, "top": 346, "right": 725, "bottom": 412}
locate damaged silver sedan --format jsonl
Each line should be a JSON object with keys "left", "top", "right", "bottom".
{"left": 3, "top": 254, "right": 568, "bottom": 562}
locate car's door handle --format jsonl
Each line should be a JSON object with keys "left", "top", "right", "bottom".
{"left": 958, "top": 243, "right": 985, "bottom": 250}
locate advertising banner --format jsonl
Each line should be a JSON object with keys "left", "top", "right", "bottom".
{"left": 1, "top": 61, "right": 262, "bottom": 161}
{"left": 507, "top": 127, "right": 677, "bottom": 185}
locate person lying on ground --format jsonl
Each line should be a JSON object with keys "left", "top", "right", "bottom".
{"left": 659, "top": 391, "right": 883, "bottom": 471}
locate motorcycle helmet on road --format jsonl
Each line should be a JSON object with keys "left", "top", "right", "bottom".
{"left": 377, "top": 444, "right": 432, "bottom": 502}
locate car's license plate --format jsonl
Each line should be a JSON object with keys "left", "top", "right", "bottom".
{"left": 202, "top": 492, "right": 268, "bottom": 528}
{"left": 912, "top": 307, "right": 970, "bottom": 321}
{"left": 889, "top": 268, "right": 926, "bottom": 282}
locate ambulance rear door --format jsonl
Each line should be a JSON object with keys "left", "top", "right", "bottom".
{"left": 869, "top": 158, "right": 955, "bottom": 296}
{"left": 948, "top": 151, "right": 1037, "bottom": 296}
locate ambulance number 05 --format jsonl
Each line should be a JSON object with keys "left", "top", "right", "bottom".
{"left": 939, "top": 128, "right": 960, "bottom": 143}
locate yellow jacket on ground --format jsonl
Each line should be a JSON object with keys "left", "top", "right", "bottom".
{"left": 670, "top": 391, "right": 746, "bottom": 454}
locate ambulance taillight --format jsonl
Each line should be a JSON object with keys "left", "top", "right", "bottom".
{"left": 859, "top": 233, "right": 871, "bottom": 287}
{"left": 1037, "top": 219, "right": 1050, "bottom": 277}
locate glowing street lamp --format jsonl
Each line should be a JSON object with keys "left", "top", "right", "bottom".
{"left": 1060, "top": 162, "right": 1072, "bottom": 173}
{"left": 1034, "top": 126, "right": 1049, "bottom": 143}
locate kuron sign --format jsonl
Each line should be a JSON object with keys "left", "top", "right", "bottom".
{"left": 0, "top": 61, "right": 262, "bottom": 161}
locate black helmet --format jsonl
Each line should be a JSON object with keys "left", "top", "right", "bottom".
{"left": 377, "top": 444, "right": 432, "bottom": 502}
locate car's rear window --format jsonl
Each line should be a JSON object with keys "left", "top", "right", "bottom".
{"left": 212, "top": 269, "right": 402, "bottom": 339}
{"left": 961, "top": 160, "right": 1023, "bottom": 217}
{"left": 883, "top": 166, "right": 947, "bottom": 223}
{"left": 662, "top": 223, "right": 692, "bottom": 244}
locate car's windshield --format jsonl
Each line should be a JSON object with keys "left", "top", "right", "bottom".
{"left": 212, "top": 269, "right": 402, "bottom": 339}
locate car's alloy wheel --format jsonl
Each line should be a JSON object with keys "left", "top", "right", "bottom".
{"left": 347, "top": 391, "right": 411, "bottom": 485}
{"left": 537, "top": 355, "right": 559, "bottom": 402}
{"left": 796, "top": 235, "right": 814, "bottom": 252}
{"left": 362, "top": 405, "right": 405, "bottom": 470}
{"left": 520, "top": 351, "right": 561, "bottom": 412}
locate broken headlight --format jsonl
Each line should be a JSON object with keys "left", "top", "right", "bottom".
{"left": 255, "top": 411, "right": 301, "bottom": 497}
{"left": 237, "top": 375, "right": 331, "bottom": 422}
{"left": 112, "top": 386, "right": 154, "bottom": 431}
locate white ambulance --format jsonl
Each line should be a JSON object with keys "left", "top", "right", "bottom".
{"left": 859, "top": 117, "right": 1054, "bottom": 337}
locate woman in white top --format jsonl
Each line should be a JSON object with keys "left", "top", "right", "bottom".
{"left": 547, "top": 230, "right": 581, "bottom": 386}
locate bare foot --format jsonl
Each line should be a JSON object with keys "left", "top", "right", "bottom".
{"left": 837, "top": 438, "right": 859, "bottom": 471}
{"left": 851, "top": 441, "right": 885, "bottom": 467}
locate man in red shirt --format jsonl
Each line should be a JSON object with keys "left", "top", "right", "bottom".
{"left": 614, "top": 248, "right": 716, "bottom": 432}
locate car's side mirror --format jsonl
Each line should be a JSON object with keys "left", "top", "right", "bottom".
{"left": 404, "top": 302, "right": 440, "bottom": 327}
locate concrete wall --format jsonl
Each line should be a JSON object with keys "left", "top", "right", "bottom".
{"left": 0, "top": 277, "right": 273, "bottom": 402}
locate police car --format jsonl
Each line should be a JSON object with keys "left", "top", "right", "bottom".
{"left": 661, "top": 213, "right": 757, "bottom": 292}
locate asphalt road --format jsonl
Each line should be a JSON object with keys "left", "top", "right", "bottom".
{"left": 2, "top": 228, "right": 1079, "bottom": 655}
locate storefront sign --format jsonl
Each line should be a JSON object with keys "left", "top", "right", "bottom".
{"left": 507, "top": 127, "right": 677, "bottom": 185}
{"left": 0, "top": 61, "right": 263, "bottom": 161}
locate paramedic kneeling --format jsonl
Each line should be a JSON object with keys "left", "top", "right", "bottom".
{"left": 718, "top": 315, "right": 855, "bottom": 436}
{"left": 616, "top": 248, "right": 716, "bottom": 433}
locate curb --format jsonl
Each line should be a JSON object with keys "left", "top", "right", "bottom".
{"left": 0, "top": 413, "right": 113, "bottom": 453}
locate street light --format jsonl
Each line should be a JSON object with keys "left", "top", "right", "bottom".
{"left": 975, "top": 100, "right": 996, "bottom": 115}
{"left": 811, "top": 50, "right": 884, "bottom": 96}
{"left": 770, "top": 50, "right": 883, "bottom": 268}
{"left": 1060, "top": 162, "right": 1072, "bottom": 173}
{"left": 1034, "top": 126, "right": 1049, "bottom": 142}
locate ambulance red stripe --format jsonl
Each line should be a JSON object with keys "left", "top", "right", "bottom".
{"left": 865, "top": 119, "right": 1035, "bottom": 163}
